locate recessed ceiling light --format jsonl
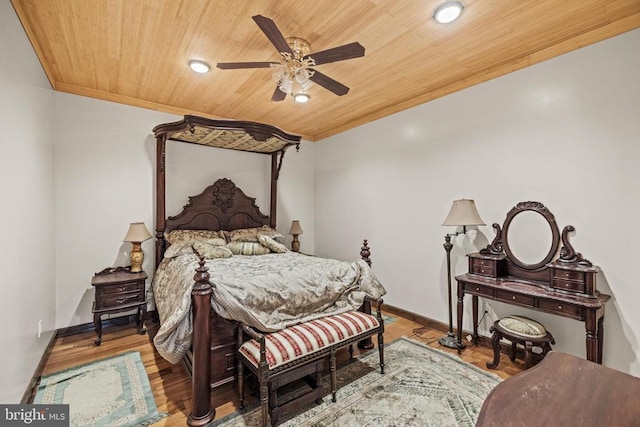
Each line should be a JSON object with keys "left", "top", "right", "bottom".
{"left": 433, "top": 1, "right": 464, "bottom": 24}
{"left": 188, "top": 60, "right": 210, "bottom": 74}
{"left": 293, "top": 92, "right": 310, "bottom": 103}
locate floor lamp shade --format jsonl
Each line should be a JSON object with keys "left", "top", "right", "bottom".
{"left": 123, "top": 222, "right": 152, "bottom": 273}
{"left": 442, "top": 199, "right": 485, "bottom": 227}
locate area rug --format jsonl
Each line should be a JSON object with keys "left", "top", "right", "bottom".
{"left": 33, "top": 351, "right": 167, "bottom": 427}
{"left": 209, "top": 336, "right": 501, "bottom": 426}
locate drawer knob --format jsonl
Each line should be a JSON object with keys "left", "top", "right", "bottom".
{"left": 475, "top": 287, "right": 480, "bottom": 291}
{"left": 512, "top": 296, "right": 517, "bottom": 300}
{"left": 116, "top": 298, "right": 126, "bottom": 304}
{"left": 558, "top": 305, "right": 563, "bottom": 310}
{"left": 117, "top": 286, "right": 126, "bottom": 292}
{"left": 564, "top": 272, "right": 570, "bottom": 277}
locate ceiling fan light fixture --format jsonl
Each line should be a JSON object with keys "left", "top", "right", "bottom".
{"left": 293, "top": 92, "right": 310, "bottom": 103}
{"left": 433, "top": 1, "right": 464, "bottom": 24}
{"left": 188, "top": 60, "right": 210, "bottom": 73}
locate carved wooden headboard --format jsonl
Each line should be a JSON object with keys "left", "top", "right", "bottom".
{"left": 165, "top": 178, "right": 270, "bottom": 233}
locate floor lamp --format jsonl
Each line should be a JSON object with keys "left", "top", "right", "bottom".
{"left": 438, "top": 199, "right": 485, "bottom": 349}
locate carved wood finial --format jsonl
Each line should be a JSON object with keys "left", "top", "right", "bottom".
{"left": 480, "top": 223, "right": 504, "bottom": 255}
{"left": 193, "top": 256, "right": 212, "bottom": 293}
{"left": 360, "top": 239, "right": 372, "bottom": 267}
{"left": 558, "top": 225, "right": 592, "bottom": 266}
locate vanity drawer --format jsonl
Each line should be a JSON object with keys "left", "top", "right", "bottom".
{"left": 466, "top": 283, "right": 494, "bottom": 297}
{"left": 496, "top": 290, "right": 535, "bottom": 308}
{"left": 553, "top": 269, "right": 585, "bottom": 282}
{"left": 552, "top": 279, "right": 585, "bottom": 294}
{"left": 539, "top": 299, "right": 583, "bottom": 320}
{"left": 471, "top": 265, "right": 495, "bottom": 277}
{"left": 469, "top": 256, "right": 505, "bottom": 278}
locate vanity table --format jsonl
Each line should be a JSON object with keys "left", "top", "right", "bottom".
{"left": 456, "top": 201, "right": 610, "bottom": 364}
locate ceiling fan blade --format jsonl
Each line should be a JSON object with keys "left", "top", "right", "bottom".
{"left": 271, "top": 86, "right": 287, "bottom": 102}
{"left": 252, "top": 15, "right": 292, "bottom": 54}
{"left": 309, "top": 70, "right": 350, "bottom": 96}
{"left": 305, "top": 42, "right": 365, "bottom": 65}
{"left": 216, "top": 62, "right": 276, "bottom": 69}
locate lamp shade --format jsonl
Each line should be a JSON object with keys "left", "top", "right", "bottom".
{"left": 289, "top": 220, "right": 303, "bottom": 235}
{"left": 442, "top": 199, "right": 485, "bottom": 226}
{"left": 123, "top": 222, "right": 153, "bottom": 242}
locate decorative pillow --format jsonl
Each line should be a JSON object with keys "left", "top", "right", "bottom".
{"left": 226, "top": 241, "right": 271, "bottom": 256}
{"left": 258, "top": 234, "right": 288, "bottom": 253}
{"left": 165, "top": 229, "right": 225, "bottom": 245}
{"left": 498, "top": 315, "right": 546, "bottom": 338}
{"left": 227, "top": 225, "right": 283, "bottom": 243}
{"left": 193, "top": 241, "right": 233, "bottom": 259}
{"left": 164, "top": 242, "right": 195, "bottom": 258}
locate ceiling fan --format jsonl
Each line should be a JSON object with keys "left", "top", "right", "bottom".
{"left": 216, "top": 15, "right": 365, "bottom": 102}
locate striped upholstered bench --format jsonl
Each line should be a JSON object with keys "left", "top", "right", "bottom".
{"left": 237, "top": 297, "right": 385, "bottom": 427}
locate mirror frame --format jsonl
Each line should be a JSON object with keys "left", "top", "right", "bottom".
{"left": 501, "top": 201, "right": 560, "bottom": 270}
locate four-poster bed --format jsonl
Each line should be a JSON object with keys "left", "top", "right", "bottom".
{"left": 151, "top": 116, "right": 385, "bottom": 426}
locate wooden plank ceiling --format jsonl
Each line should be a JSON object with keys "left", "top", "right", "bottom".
{"left": 11, "top": 0, "right": 640, "bottom": 141}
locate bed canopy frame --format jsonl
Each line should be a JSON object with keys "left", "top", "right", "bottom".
{"left": 153, "top": 115, "right": 301, "bottom": 426}
{"left": 152, "top": 115, "right": 301, "bottom": 268}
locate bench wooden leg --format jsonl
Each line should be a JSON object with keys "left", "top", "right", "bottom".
{"left": 524, "top": 342, "right": 533, "bottom": 370}
{"left": 330, "top": 347, "right": 337, "bottom": 403}
{"left": 486, "top": 328, "right": 502, "bottom": 369}
{"left": 238, "top": 359, "right": 245, "bottom": 409}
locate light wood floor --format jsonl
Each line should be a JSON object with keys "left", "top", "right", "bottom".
{"left": 42, "top": 313, "right": 523, "bottom": 426}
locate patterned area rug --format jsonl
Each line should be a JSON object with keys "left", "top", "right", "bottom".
{"left": 34, "top": 351, "right": 167, "bottom": 427}
{"left": 210, "top": 337, "right": 501, "bottom": 426}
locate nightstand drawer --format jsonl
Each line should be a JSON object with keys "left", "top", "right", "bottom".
{"left": 496, "top": 290, "right": 535, "bottom": 308}
{"left": 100, "top": 282, "right": 142, "bottom": 295}
{"left": 468, "top": 254, "right": 506, "bottom": 278}
{"left": 553, "top": 269, "right": 584, "bottom": 282}
{"left": 99, "top": 292, "right": 144, "bottom": 309}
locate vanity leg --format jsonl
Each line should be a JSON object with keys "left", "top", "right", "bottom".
{"left": 597, "top": 315, "right": 605, "bottom": 364}
{"left": 472, "top": 295, "right": 479, "bottom": 346}
{"left": 585, "top": 309, "right": 598, "bottom": 363}
{"left": 456, "top": 282, "right": 465, "bottom": 353}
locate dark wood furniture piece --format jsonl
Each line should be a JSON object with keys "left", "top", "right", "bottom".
{"left": 487, "top": 318, "right": 554, "bottom": 370}
{"left": 237, "top": 302, "right": 385, "bottom": 427}
{"left": 456, "top": 201, "right": 610, "bottom": 364}
{"left": 152, "top": 116, "right": 376, "bottom": 426}
{"left": 477, "top": 351, "right": 640, "bottom": 427}
{"left": 91, "top": 267, "right": 147, "bottom": 346}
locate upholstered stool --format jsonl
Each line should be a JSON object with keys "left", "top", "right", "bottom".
{"left": 486, "top": 315, "right": 555, "bottom": 370}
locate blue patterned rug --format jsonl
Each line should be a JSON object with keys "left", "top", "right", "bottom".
{"left": 210, "top": 337, "right": 501, "bottom": 426}
{"left": 34, "top": 351, "right": 167, "bottom": 427}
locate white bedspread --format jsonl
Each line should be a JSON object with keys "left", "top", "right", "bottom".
{"left": 152, "top": 252, "right": 386, "bottom": 364}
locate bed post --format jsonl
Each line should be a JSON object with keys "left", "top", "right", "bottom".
{"left": 270, "top": 152, "right": 277, "bottom": 229}
{"left": 155, "top": 133, "right": 167, "bottom": 268}
{"left": 188, "top": 256, "right": 214, "bottom": 426}
{"left": 358, "top": 239, "right": 375, "bottom": 350}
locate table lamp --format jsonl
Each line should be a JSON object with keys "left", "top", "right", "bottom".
{"left": 123, "top": 222, "right": 153, "bottom": 273}
{"left": 289, "top": 220, "right": 303, "bottom": 252}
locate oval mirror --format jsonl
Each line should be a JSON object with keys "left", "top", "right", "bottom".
{"left": 502, "top": 202, "right": 560, "bottom": 270}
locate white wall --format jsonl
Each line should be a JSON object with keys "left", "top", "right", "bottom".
{"left": 53, "top": 93, "right": 315, "bottom": 328}
{"left": 0, "top": 1, "right": 55, "bottom": 403}
{"left": 315, "top": 29, "right": 640, "bottom": 375}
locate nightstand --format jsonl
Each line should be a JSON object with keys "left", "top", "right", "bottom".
{"left": 91, "top": 267, "right": 147, "bottom": 346}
